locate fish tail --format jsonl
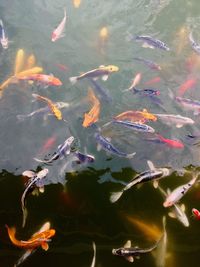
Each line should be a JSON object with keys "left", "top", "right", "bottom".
{"left": 126, "top": 152, "right": 136, "bottom": 159}
{"left": 125, "top": 30, "right": 133, "bottom": 42}
{"left": 0, "top": 19, "right": 3, "bottom": 28}
{"left": 64, "top": 7, "right": 67, "bottom": 18}
{"left": 110, "top": 191, "right": 123, "bottom": 203}
{"left": 33, "top": 157, "right": 47, "bottom": 163}
{"left": 168, "top": 88, "right": 174, "bottom": 100}
{"left": 16, "top": 114, "right": 27, "bottom": 121}
{"left": 69, "top": 76, "right": 78, "bottom": 85}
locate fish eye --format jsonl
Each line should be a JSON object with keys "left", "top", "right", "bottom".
{"left": 110, "top": 67, "right": 113, "bottom": 71}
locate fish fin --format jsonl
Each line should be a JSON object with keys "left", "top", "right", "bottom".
{"left": 105, "top": 137, "right": 111, "bottom": 142}
{"left": 110, "top": 191, "right": 123, "bottom": 203}
{"left": 22, "top": 170, "right": 35, "bottom": 178}
{"left": 125, "top": 31, "right": 133, "bottom": 42}
{"left": 147, "top": 160, "right": 155, "bottom": 171}
{"left": 16, "top": 114, "right": 27, "bottom": 121}
{"left": 167, "top": 188, "right": 171, "bottom": 195}
{"left": 69, "top": 76, "right": 78, "bottom": 85}
{"left": 125, "top": 256, "right": 134, "bottom": 262}
{"left": 14, "top": 249, "right": 34, "bottom": 267}
{"left": 153, "top": 180, "right": 159, "bottom": 188}
{"left": 142, "top": 42, "right": 155, "bottom": 49}
{"left": 41, "top": 242, "right": 49, "bottom": 251}
{"left": 168, "top": 211, "right": 176, "bottom": 218}
{"left": 39, "top": 186, "right": 45, "bottom": 193}
{"left": 97, "top": 144, "right": 102, "bottom": 151}
{"left": 91, "top": 242, "right": 96, "bottom": 267}
{"left": 168, "top": 88, "right": 174, "bottom": 100}
{"left": 99, "top": 65, "right": 105, "bottom": 68}
{"left": 102, "top": 75, "right": 109, "bottom": 81}
{"left": 181, "top": 204, "right": 186, "bottom": 212}
{"left": 176, "top": 124, "right": 183, "bottom": 128}
{"left": 126, "top": 152, "right": 136, "bottom": 159}
{"left": 124, "top": 240, "right": 131, "bottom": 248}
{"left": 64, "top": 7, "right": 67, "bottom": 18}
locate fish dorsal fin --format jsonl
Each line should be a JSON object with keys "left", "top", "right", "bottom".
{"left": 99, "top": 65, "right": 105, "bottom": 68}
{"left": 125, "top": 256, "right": 134, "bottom": 262}
{"left": 147, "top": 160, "right": 155, "bottom": 171}
{"left": 167, "top": 188, "right": 171, "bottom": 195}
{"left": 124, "top": 240, "right": 131, "bottom": 248}
{"left": 142, "top": 42, "right": 155, "bottom": 49}
{"left": 176, "top": 124, "right": 183, "bottom": 128}
{"left": 105, "top": 137, "right": 111, "bottom": 142}
{"left": 142, "top": 109, "right": 148, "bottom": 113}
{"left": 102, "top": 75, "right": 108, "bottom": 81}
{"left": 181, "top": 204, "right": 185, "bottom": 212}
{"left": 22, "top": 170, "right": 35, "bottom": 178}
{"left": 168, "top": 211, "right": 176, "bottom": 218}
{"left": 41, "top": 242, "right": 49, "bottom": 251}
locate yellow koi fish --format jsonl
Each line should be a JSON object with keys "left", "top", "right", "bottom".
{"left": 32, "top": 93, "right": 62, "bottom": 120}
{"left": 14, "top": 49, "right": 25, "bottom": 75}
{"left": 16, "top": 66, "right": 43, "bottom": 78}
{"left": 73, "top": 0, "right": 82, "bottom": 8}
{"left": 25, "top": 54, "right": 36, "bottom": 69}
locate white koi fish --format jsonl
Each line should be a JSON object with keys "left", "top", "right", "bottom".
{"left": 51, "top": 8, "right": 67, "bottom": 42}
{"left": 0, "top": 19, "right": 9, "bottom": 49}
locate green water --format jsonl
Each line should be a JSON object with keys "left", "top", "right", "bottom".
{"left": 1, "top": 0, "right": 200, "bottom": 266}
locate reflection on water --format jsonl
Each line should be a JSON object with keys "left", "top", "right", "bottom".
{"left": 1, "top": 0, "right": 200, "bottom": 266}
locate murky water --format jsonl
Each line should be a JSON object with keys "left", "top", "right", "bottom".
{"left": 1, "top": 0, "right": 200, "bottom": 266}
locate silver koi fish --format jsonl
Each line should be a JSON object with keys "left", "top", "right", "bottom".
{"left": 135, "top": 35, "right": 170, "bottom": 51}
{"left": 155, "top": 113, "right": 194, "bottom": 128}
{"left": 110, "top": 161, "right": 169, "bottom": 203}
{"left": 112, "top": 120, "right": 155, "bottom": 133}
{"left": 175, "top": 96, "right": 200, "bottom": 115}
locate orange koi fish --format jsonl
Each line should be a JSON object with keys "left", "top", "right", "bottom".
{"left": 32, "top": 93, "right": 62, "bottom": 120}
{"left": 83, "top": 88, "right": 100, "bottom": 127}
{"left": 144, "top": 76, "right": 161, "bottom": 86}
{"left": 178, "top": 77, "right": 197, "bottom": 96}
{"left": 114, "top": 109, "right": 157, "bottom": 123}
{"left": 18, "top": 73, "right": 62, "bottom": 86}
{"left": 6, "top": 224, "right": 55, "bottom": 250}
{"left": 14, "top": 49, "right": 25, "bottom": 75}
{"left": 123, "top": 214, "right": 162, "bottom": 242}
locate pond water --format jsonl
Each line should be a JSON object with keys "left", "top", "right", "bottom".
{"left": 1, "top": 0, "right": 200, "bottom": 266}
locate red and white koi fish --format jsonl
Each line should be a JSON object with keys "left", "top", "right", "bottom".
{"left": 51, "top": 8, "right": 67, "bottom": 42}
{"left": 192, "top": 208, "right": 200, "bottom": 220}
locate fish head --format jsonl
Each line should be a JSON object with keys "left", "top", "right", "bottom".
{"left": 163, "top": 199, "right": 173, "bottom": 208}
{"left": 1, "top": 38, "right": 8, "bottom": 49}
{"left": 52, "top": 77, "right": 62, "bottom": 86}
{"left": 103, "top": 65, "right": 119, "bottom": 73}
{"left": 112, "top": 248, "right": 125, "bottom": 256}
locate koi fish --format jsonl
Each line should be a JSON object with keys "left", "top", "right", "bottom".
{"left": 158, "top": 186, "right": 189, "bottom": 227}
{"left": 6, "top": 224, "right": 55, "bottom": 250}
{"left": 95, "top": 132, "right": 136, "bottom": 158}
{"left": 112, "top": 120, "right": 155, "bottom": 133}
{"left": 192, "top": 208, "right": 200, "bottom": 220}
{"left": 0, "top": 19, "right": 9, "bottom": 49}
{"left": 163, "top": 173, "right": 198, "bottom": 207}
{"left": 69, "top": 65, "right": 119, "bottom": 84}
{"left": 14, "top": 49, "right": 25, "bottom": 75}
{"left": 112, "top": 240, "right": 158, "bottom": 262}
{"left": 144, "top": 76, "right": 161, "bottom": 86}
{"left": 110, "top": 160, "right": 169, "bottom": 203}
{"left": 178, "top": 78, "right": 197, "bottom": 96}
{"left": 14, "top": 222, "right": 51, "bottom": 267}
{"left": 74, "top": 151, "right": 95, "bottom": 164}
{"left": 17, "top": 101, "right": 70, "bottom": 121}
{"left": 123, "top": 73, "right": 142, "bottom": 92}
{"left": 34, "top": 136, "right": 74, "bottom": 164}
{"left": 175, "top": 96, "right": 200, "bottom": 115}
{"left": 83, "top": 88, "right": 100, "bottom": 127}
{"left": 132, "top": 87, "right": 160, "bottom": 97}
{"left": 15, "top": 67, "right": 43, "bottom": 78}
{"left": 148, "top": 134, "right": 184, "bottom": 149}
{"left": 88, "top": 78, "right": 113, "bottom": 103}
{"left": 123, "top": 213, "right": 163, "bottom": 242}
{"left": 21, "top": 169, "right": 49, "bottom": 227}
{"left": 155, "top": 113, "right": 194, "bottom": 128}
{"left": 99, "top": 26, "right": 109, "bottom": 46}
{"left": 38, "top": 136, "right": 57, "bottom": 155}
{"left": 51, "top": 8, "right": 67, "bottom": 42}
{"left": 73, "top": 0, "right": 82, "bottom": 8}
{"left": 133, "top": 57, "right": 161, "bottom": 70}
{"left": 189, "top": 32, "right": 200, "bottom": 55}
{"left": 114, "top": 109, "right": 157, "bottom": 123}
{"left": 135, "top": 35, "right": 170, "bottom": 51}
{"left": 18, "top": 73, "right": 62, "bottom": 86}
{"left": 32, "top": 93, "right": 63, "bottom": 120}
{"left": 176, "top": 26, "right": 188, "bottom": 55}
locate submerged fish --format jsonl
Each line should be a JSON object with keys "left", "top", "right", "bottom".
{"left": 110, "top": 161, "right": 169, "bottom": 203}
{"left": 155, "top": 113, "right": 194, "bottom": 128}
{"left": 14, "top": 222, "right": 51, "bottom": 267}
{"left": 69, "top": 65, "right": 119, "bottom": 84}
{"left": 32, "top": 93, "right": 63, "bottom": 120}
{"left": 14, "top": 49, "right": 25, "bottom": 75}
{"left": 21, "top": 169, "right": 49, "bottom": 227}
{"left": 135, "top": 35, "right": 170, "bottom": 51}
{"left": 133, "top": 57, "right": 161, "bottom": 70}
{"left": 178, "top": 78, "right": 197, "bottom": 97}
{"left": 145, "top": 134, "right": 184, "bottom": 149}
{"left": 123, "top": 73, "right": 142, "bottom": 92}
{"left": 34, "top": 136, "right": 74, "bottom": 164}
{"left": 132, "top": 87, "right": 160, "bottom": 97}
{"left": 74, "top": 151, "right": 95, "bottom": 164}
{"left": 51, "top": 8, "right": 67, "bottom": 42}
{"left": 0, "top": 19, "right": 9, "bottom": 49}
{"left": 25, "top": 54, "right": 36, "bottom": 69}
{"left": 144, "top": 76, "right": 161, "bottom": 86}
{"left": 112, "top": 120, "right": 155, "bottom": 133}
{"left": 189, "top": 32, "right": 200, "bottom": 55}
{"left": 88, "top": 78, "right": 112, "bottom": 103}
{"left": 95, "top": 132, "right": 136, "bottom": 158}
{"left": 73, "top": 0, "right": 82, "bottom": 8}
{"left": 6, "top": 224, "right": 55, "bottom": 250}
{"left": 175, "top": 96, "right": 200, "bottom": 115}
{"left": 114, "top": 109, "right": 157, "bottom": 123}
{"left": 163, "top": 173, "right": 198, "bottom": 207}
{"left": 112, "top": 239, "right": 158, "bottom": 262}
{"left": 18, "top": 73, "right": 62, "bottom": 86}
